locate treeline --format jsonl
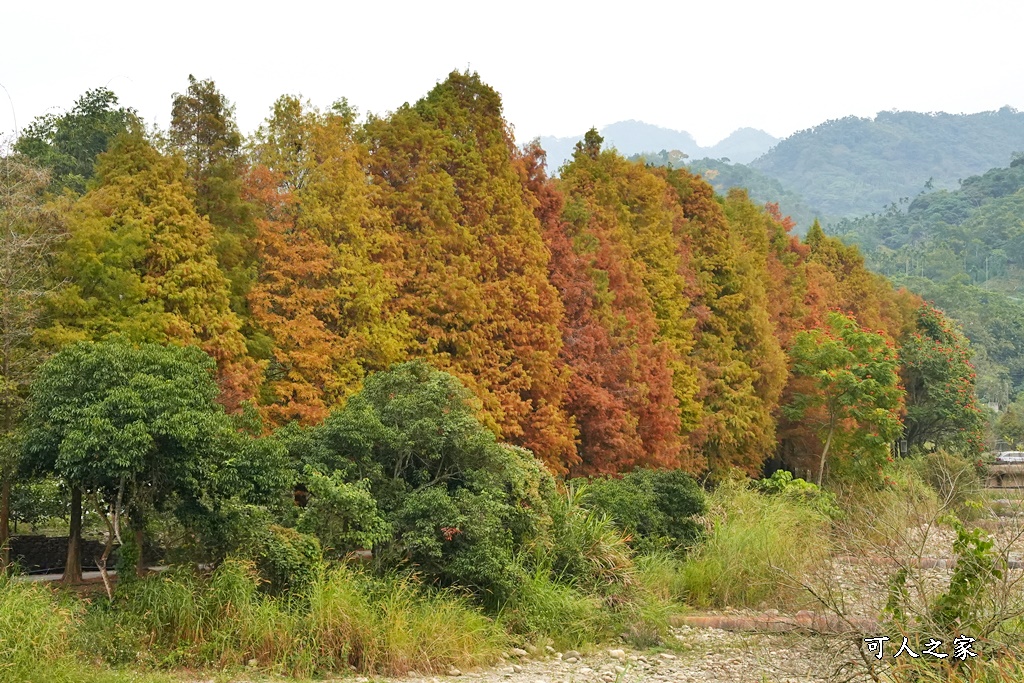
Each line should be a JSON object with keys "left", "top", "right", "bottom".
{"left": 3, "top": 71, "right": 982, "bottom": 485}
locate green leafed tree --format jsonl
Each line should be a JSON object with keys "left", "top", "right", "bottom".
{"left": 14, "top": 88, "right": 138, "bottom": 195}
{"left": 22, "top": 339, "right": 286, "bottom": 584}
{"left": 785, "top": 312, "right": 904, "bottom": 484}
{"left": 900, "top": 304, "right": 985, "bottom": 455}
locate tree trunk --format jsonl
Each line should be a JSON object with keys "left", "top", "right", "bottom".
{"left": 0, "top": 476, "right": 10, "bottom": 571}
{"left": 817, "top": 425, "right": 834, "bottom": 487}
{"left": 134, "top": 525, "right": 145, "bottom": 577}
{"left": 62, "top": 487, "right": 83, "bottom": 584}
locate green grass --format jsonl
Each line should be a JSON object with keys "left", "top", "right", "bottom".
{"left": 81, "top": 559, "right": 507, "bottom": 677}
{"left": 678, "top": 480, "right": 830, "bottom": 609}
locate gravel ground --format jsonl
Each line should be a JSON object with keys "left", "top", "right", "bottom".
{"left": 361, "top": 626, "right": 873, "bottom": 683}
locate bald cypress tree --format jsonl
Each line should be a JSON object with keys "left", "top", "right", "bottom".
{"left": 364, "top": 72, "right": 576, "bottom": 471}
{"left": 41, "top": 131, "right": 258, "bottom": 409}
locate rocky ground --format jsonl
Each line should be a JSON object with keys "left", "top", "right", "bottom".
{"left": 371, "top": 626, "right": 873, "bottom": 683}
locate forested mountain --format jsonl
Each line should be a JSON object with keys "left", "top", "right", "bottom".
{"left": 830, "top": 157, "right": 1024, "bottom": 412}
{"left": 538, "top": 121, "right": 777, "bottom": 173}
{"left": 750, "top": 108, "right": 1024, "bottom": 218}
{"left": 2, "top": 72, "right": 982, "bottom": 494}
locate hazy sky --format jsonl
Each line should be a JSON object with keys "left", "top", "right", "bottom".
{"left": 3, "top": 0, "right": 1023, "bottom": 147}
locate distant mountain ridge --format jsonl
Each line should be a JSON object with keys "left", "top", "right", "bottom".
{"left": 750, "top": 107, "right": 1024, "bottom": 218}
{"left": 537, "top": 120, "right": 778, "bottom": 172}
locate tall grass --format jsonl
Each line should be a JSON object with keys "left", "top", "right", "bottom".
{"left": 0, "top": 576, "right": 84, "bottom": 682}
{"left": 86, "top": 559, "right": 507, "bottom": 677}
{"left": 679, "top": 480, "right": 830, "bottom": 609}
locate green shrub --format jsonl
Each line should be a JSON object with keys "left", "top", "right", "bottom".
{"left": 680, "top": 479, "right": 829, "bottom": 609}
{"left": 582, "top": 468, "right": 706, "bottom": 551}
{"left": 296, "top": 468, "right": 391, "bottom": 557}
{"left": 281, "top": 361, "right": 556, "bottom": 603}
{"left": 755, "top": 469, "right": 842, "bottom": 519}
{"left": 544, "top": 483, "right": 634, "bottom": 591}
{"left": 249, "top": 525, "right": 322, "bottom": 595}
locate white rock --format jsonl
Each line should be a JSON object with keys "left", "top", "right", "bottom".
{"left": 510, "top": 648, "right": 529, "bottom": 657}
{"left": 448, "top": 667, "right": 462, "bottom": 677}
{"left": 659, "top": 653, "right": 677, "bottom": 660}
{"left": 608, "top": 649, "right": 626, "bottom": 661}
{"left": 512, "top": 665, "right": 524, "bottom": 673}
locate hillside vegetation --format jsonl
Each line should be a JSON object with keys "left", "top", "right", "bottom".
{"left": 751, "top": 107, "right": 1024, "bottom": 217}
{"left": 831, "top": 157, "right": 1024, "bottom": 418}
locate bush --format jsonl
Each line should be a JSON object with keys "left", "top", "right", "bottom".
{"left": 281, "top": 361, "right": 556, "bottom": 603}
{"left": 755, "top": 469, "right": 842, "bottom": 519}
{"left": 582, "top": 468, "right": 706, "bottom": 551}
{"left": 296, "top": 469, "right": 391, "bottom": 557}
{"left": 543, "top": 483, "right": 634, "bottom": 592}
{"left": 680, "top": 479, "right": 830, "bottom": 609}
{"left": 918, "top": 451, "right": 984, "bottom": 519}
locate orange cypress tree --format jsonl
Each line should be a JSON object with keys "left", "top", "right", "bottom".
{"left": 247, "top": 97, "right": 407, "bottom": 424}
{"left": 363, "top": 72, "right": 576, "bottom": 470}
{"left": 553, "top": 131, "right": 690, "bottom": 474}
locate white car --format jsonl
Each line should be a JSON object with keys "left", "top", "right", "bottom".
{"left": 995, "top": 451, "right": 1024, "bottom": 464}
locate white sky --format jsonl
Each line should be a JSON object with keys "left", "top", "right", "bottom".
{"left": 2, "top": 0, "right": 1023, "bottom": 147}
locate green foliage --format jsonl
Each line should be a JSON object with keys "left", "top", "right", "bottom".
{"left": 581, "top": 468, "right": 705, "bottom": 551}
{"left": 679, "top": 479, "right": 830, "bottom": 609}
{"left": 999, "top": 396, "right": 1024, "bottom": 448}
{"left": 14, "top": 87, "right": 138, "bottom": 194}
{"left": 296, "top": 469, "right": 391, "bottom": 556}
{"left": 246, "top": 525, "right": 322, "bottom": 595}
{"left": 22, "top": 339, "right": 289, "bottom": 542}
{"left": 754, "top": 470, "right": 841, "bottom": 519}
{"left": 900, "top": 305, "right": 985, "bottom": 454}
{"left": 282, "top": 360, "right": 554, "bottom": 603}
{"left": 9, "top": 477, "right": 65, "bottom": 530}
{"left": 931, "top": 519, "right": 1003, "bottom": 633}
{"left": 542, "top": 483, "right": 635, "bottom": 592}
{"left": 785, "top": 311, "right": 904, "bottom": 484}
{"left": 88, "top": 559, "right": 506, "bottom": 676}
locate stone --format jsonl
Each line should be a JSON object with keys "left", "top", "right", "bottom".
{"left": 448, "top": 667, "right": 462, "bottom": 676}
{"left": 545, "top": 645, "right": 556, "bottom": 654}
{"left": 565, "top": 657, "right": 578, "bottom": 664}
{"left": 525, "top": 644, "right": 538, "bottom": 655}
{"left": 510, "top": 648, "right": 529, "bottom": 657}
{"left": 614, "top": 666, "right": 626, "bottom": 673}
{"left": 563, "top": 650, "right": 581, "bottom": 660}
{"left": 608, "top": 649, "right": 626, "bottom": 661}
{"left": 512, "top": 665, "right": 524, "bottom": 673}
{"left": 659, "top": 653, "right": 676, "bottom": 660}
